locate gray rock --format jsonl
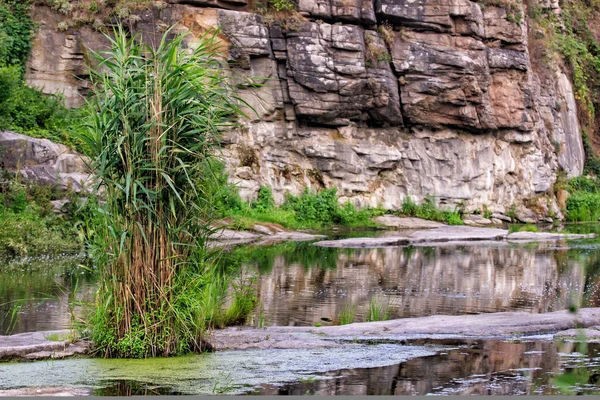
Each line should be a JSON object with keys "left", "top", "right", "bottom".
{"left": 407, "top": 226, "right": 508, "bottom": 243}
{"left": 212, "top": 308, "right": 600, "bottom": 350}
{"left": 252, "top": 224, "right": 274, "bottom": 235}
{"left": 463, "top": 215, "right": 493, "bottom": 226}
{"left": 554, "top": 328, "right": 600, "bottom": 341}
{"left": 0, "top": 387, "right": 91, "bottom": 396}
{"left": 491, "top": 213, "right": 512, "bottom": 222}
{"left": 372, "top": 215, "right": 444, "bottom": 229}
{"left": 0, "top": 131, "right": 92, "bottom": 192}
{"left": 315, "top": 236, "right": 411, "bottom": 248}
{"left": 0, "top": 330, "right": 88, "bottom": 361}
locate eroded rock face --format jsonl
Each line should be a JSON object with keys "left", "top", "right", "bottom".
{"left": 25, "top": 0, "right": 585, "bottom": 215}
{"left": 0, "top": 131, "right": 91, "bottom": 192}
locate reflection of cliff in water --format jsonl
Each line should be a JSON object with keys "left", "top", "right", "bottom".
{"left": 250, "top": 244, "right": 590, "bottom": 326}
{"left": 256, "top": 340, "right": 600, "bottom": 395}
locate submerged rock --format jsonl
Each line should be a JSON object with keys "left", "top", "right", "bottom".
{"left": 554, "top": 327, "right": 600, "bottom": 341}
{"left": 507, "top": 231, "right": 596, "bottom": 241}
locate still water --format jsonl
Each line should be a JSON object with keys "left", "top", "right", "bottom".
{"left": 2, "top": 224, "right": 600, "bottom": 395}
{"left": 2, "top": 227, "right": 600, "bottom": 334}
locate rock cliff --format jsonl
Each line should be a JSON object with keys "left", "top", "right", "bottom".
{"left": 25, "top": 0, "right": 586, "bottom": 218}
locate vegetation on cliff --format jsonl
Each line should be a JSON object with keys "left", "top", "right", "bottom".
{"left": 0, "top": 0, "right": 82, "bottom": 148}
{"left": 210, "top": 166, "right": 464, "bottom": 230}
{"left": 0, "top": 179, "right": 86, "bottom": 256}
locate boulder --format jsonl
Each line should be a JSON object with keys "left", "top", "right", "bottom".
{"left": 0, "top": 131, "right": 92, "bottom": 192}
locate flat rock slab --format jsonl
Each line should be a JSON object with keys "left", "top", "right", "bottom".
{"left": 408, "top": 226, "right": 508, "bottom": 243}
{"left": 209, "top": 228, "right": 325, "bottom": 247}
{"left": 211, "top": 308, "right": 600, "bottom": 350}
{"left": 315, "top": 236, "right": 411, "bottom": 248}
{"left": 0, "top": 330, "right": 89, "bottom": 361}
{"left": 372, "top": 215, "right": 444, "bottom": 229}
{"left": 313, "top": 226, "right": 597, "bottom": 248}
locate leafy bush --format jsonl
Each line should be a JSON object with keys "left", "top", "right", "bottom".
{"left": 397, "top": 196, "right": 463, "bottom": 225}
{"left": 252, "top": 186, "right": 275, "bottom": 213}
{"left": 566, "top": 192, "right": 600, "bottom": 222}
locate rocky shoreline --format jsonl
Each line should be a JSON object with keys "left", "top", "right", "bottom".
{"left": 3, "top": 308, "right": 600, "bottom": 362}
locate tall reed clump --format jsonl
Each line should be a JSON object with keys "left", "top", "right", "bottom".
{"left": 79, "top": 26, "right": 246, "bottom": 358}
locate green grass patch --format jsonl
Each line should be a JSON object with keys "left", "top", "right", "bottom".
{"left": 563, "top": 176, "right": 600, "bottom": 222}
{"left": 394, "top": 196, "right": 463, "bottom": 225}
{"left": 338, "top": 302, "right": 357, "bottom": 325}
{"left": 365, "top": 294, "right": 393, "bottom": 322}
{"left": 508, "top": 224, "right": 539, "bottom": 233}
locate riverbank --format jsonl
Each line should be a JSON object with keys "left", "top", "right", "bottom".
{"left": 3, "top": 308, "right": 600, "bottom": 361}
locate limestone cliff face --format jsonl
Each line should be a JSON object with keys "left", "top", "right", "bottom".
{"left": 25, "top": 0, "right": 586, "bottom": 218}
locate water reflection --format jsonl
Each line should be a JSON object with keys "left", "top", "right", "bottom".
{"left": 0, "top": 255, "right": 95, "bottom": 335}
{"left": 255, "top": 340, "right": 600, "bottom": 395}
{"left": 243, "top": 241, "right": 599, "bottom": 326}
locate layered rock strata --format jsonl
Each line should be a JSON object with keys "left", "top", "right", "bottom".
{"left": 25, "top": 0, "right": 585, "bottom": 217}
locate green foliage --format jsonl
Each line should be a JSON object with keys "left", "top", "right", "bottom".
{"left": 582, "top": 131, "right": 600, "bottom": 176}
{"left": 267, "top": 0, "right": 295, "bottom": 12}
{"left": 0, "top": 0, "right": 34, "bottom": 68}
{"left": 508, "top": 224, "right": 539, "bottom": 233}
{"left": 561, "top": 176, "right": 600, "bottom": 222}
{"left": 0, "top": 179, "right": 84, "bottom": 257}
{"left": 0, "top": 0, "right": 83, "bottom": 149}
{"left": 252, "top": 186, "right": 275, "bottom": 213}
{"left": 365, "top": 294, "right": 393, "bottom": 322}
{"left": 338, "top": 302, "right": 357, "bottom": 325}
{"left": 397, "top": 196, "right": 463, "bottom": 225}
{"left": 81, "top": 26, "right": 249, "bottom": 358}
{"left": 566, "top": 191, "right": 600, "bottom": 222}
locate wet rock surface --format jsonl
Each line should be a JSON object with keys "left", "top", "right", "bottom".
{"left": 554, "top": 327, "right": 600, "bottom": 341}
{"left": 372, "top": 215, "right": 444, "bottom": 229}
{"left": 211, "top": 308, "right": 600, "bottom": 350}
{"left": 0, "top": 330, "right": 89, "bottom": 361}
{"left": 314, "top": 226, "right": 596, "bottom": 248}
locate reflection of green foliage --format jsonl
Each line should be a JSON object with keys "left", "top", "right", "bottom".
{"left": 0, "top": 255, "right": 93, "bottom": 334}
{"left": 221, "top": 241, "right": 340, "bottom": 274}
{"left": 508, "top": 224, "right": 539, "bottom": 233}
